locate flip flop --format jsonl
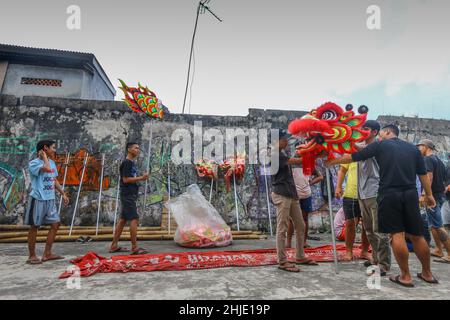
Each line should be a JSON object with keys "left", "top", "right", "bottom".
{"left": 294, "top": 258, "right": 319, "bottom": 266}
{"left": 417, "top": 273, "right": 439, "bottom": 284}
{"left": 389, "top": 275, "right": 415, "bottom": 288}
{"left": 41, "top": 255, "right": 65, "bottom": 262}
{"left": 433, "top": 257, "right": 450, "bottom": 264}
{"left": 131, "top": 247, "right": 148, "bottom": 255}
{"left": 109, "top": 247, "right": 129, "bottom": 253}
{"left": 278, "top": 263, "right": 300, "bottom": 273}
{"left": 431, "top": 252, "right": 444, "bottom": 258}
{"left": 26, "top": 258, "right": 42, "bottom": 265}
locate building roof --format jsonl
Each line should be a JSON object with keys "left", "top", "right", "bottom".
{"left": 0, "top": 43, "right": 115, "bottom": 95}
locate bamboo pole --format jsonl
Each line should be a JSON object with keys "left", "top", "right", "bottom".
{"left": 95, "top": 153, "right": 105, "bottom": 236}
{"left": 326, "top": 168, "right": 339, "bottom": 274}
{"left": 57, "top": 151, "right": 70, "bottom": 216}
{"left": 209, "top": 178, "right": 214, "bottom": 203}
{"left": 142, "top": 125, "right": 153, "bottom": 213}
{"left": 112, "top": 162, "right": 121, "bottom": 236}
{"left": 233, "top": 170, "right": 240, "bottom": 231}
{"left": 262, "top": 163, "right": 273, "bottom": 236}
{"left": 0, "top": 233, "right": 267, "bottom": 243}
{"left": 0, "top": 225, "right": 162, "bottom": 231}
{"left": 69, "top": 152, "right": 89, "bottom": 236}
{"left": 0, "top": 229, "right": 262, "bottom": 238}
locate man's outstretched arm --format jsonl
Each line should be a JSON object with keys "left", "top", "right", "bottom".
{"left": 325, "top": 154, "right": 353, "bottom": 167}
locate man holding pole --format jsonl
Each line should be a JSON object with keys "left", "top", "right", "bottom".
{"left": 356, "top": 120, "right": 391, "bottom": 276}
{"left": 271, "top": 130, "right": 318, "bottom": 272}
{"left": 325, "top": 124, "right": 438, "bottom": 287}
{"left": 25, "top": 140, "right": 69, "bottom": 264}
{"left": 110, "top": 142, "right": 149, "bottom": 255}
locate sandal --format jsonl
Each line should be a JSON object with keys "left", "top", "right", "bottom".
{"left": 433, "top": 257, "right": 450, "bottom": 264}
{"left": 417, "top": 273, "right": 439, "bottom": 284}
{"left": 294, "top": 258, "right": 319, "bottom": 266}
{"left": 131, "top": 247, "right": 148, "bottom": 255}
{"left": 430, "top": 251, "right": 444, "bottom": 258}
{"left": 278, "top": 263, "right": 300, "bottom": 272}
{"left": 109, "top": 246, "right": 130, "bottom": 253}
{"left": 26, "top": 258, "right": 42, "bottom": 265}
{"left": 389, "top": 275, "right": 414, "bottom": 288}
{"left": 41, "top": 255, "right": 64, "bottom": 262}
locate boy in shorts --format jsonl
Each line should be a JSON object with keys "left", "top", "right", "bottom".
{"left": 25, "top": 140, "right": 69, "bottom": 264}
{"left": 110, "top": 142, "right": 149, "bottom": 255}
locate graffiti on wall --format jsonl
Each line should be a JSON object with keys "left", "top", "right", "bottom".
{"left": 0, "top": 134, "right": 51, "bottom": 155}
{"left": 55, "top": 149, "right": 110, "bottom": 191}
{"left": 0, "top": 162, "right": 26, "bottom": 214}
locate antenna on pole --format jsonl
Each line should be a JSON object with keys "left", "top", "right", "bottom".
{"left": 182, "top": 0, "right": 223, "bottom": 114}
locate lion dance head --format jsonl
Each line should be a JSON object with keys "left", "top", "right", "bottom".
{"left": 288, "top": 102, "right": 370, "bottom": 175}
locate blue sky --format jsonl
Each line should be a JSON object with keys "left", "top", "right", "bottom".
{"left": 0, "top": 0, "right": 449, "bottom": 119}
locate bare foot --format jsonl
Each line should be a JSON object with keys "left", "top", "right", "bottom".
{"left": 342, "top": 252, "right": 354, "bottom": 261}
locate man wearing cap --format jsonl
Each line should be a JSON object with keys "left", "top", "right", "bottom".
{"left": 417, "top": 139, "right": 450, "bottom": 263}
{"left": 357, "top": 120, "right": 391, "bottom": 276}
{"left": 442, "top": 155, "right": 450, "bottom": 231}
{"left": 271, "top": 130, "right": 318, "bottom": 272}
{"left": 325, "top": 124, "right": 438, "bottom": 287}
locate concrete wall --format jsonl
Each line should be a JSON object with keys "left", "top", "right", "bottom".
{"left": 1, "top": 64, "right": 114, "bottom": 101}
{"left": 0, "top": 95, "right": 449, "bottom": 231}
{"left": 0, "top": 61, "right": 8, "bottom": 92}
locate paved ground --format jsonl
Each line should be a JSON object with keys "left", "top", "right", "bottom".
{"left": 0, "top": 235, "right": 449, "bottom": 300}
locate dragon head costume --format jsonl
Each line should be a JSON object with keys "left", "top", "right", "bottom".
{"left": 288, "top": 102, "right": 370, "bottom": 175}
{"left": 118, "top": 79, "right": 165, "bottom": 120}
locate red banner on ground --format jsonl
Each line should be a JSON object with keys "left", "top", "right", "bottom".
{"left": 59, "top": 244, "right": 366, "bottom": 279}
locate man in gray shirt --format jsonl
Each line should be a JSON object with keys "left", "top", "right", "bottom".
{"left": 357, "top": 120, "right": 391, "bottom": 276}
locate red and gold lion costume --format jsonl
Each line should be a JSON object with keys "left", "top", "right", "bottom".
{"left": 288, "top": 102, "right": 370, "bottom": 175}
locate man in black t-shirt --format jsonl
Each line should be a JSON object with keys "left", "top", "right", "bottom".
{"left": 326, "top": 124, "right": 438, "bottom": 287}
{"left": 417, "top": 139, "right": 450, "bottom": 263}
{"left": 271, "top": 130, "right": 318, "bottom": 272}
{"left": 110, "top": 142, "right": 149, "bottom": 255}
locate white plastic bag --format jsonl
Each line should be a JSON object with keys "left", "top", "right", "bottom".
{"left": 166, "top": 184, "right": 232, "bottom": 248}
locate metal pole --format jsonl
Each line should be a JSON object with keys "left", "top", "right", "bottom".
{"left": 142, "top": 124, "right": 153, "bottom": 213}
{"left": 167, "top": 149, "right": 172, "bottom": 235}
{"left": 209, "top": 178, "right": 214, "bottom": 203}
{"left": 95, "top": 153, "right": 105, "bottom": 236}
{"left": 57, "top": 151, "right": 70, "bottom": 216}
{"left": 326, "top": 168, "right": 339, "bottom": 274}
{"left": 182, "top": 3, "right": 201, "bottom": 114}
{"left": 233, "top": 170, "right": 240, "bottom": 231}
{"left": 263, "top": 163, "right": 273, "bottom": 236}
{"left": 112, "top": 162, "right": 121, "bottom": 236}
{"left": 69, "top": 152, "right": 89, "bottom": 236}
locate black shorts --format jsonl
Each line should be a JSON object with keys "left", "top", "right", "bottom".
{"left": 377, "top": 189, "right": 424, "bottom": 236}
{"left": 342, "top": 198, "right": 362, "bottom": 220}
{"left": 120, "top": 194, "right": 139, "bottom": 221}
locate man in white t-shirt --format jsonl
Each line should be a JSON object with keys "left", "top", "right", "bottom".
{"left": 287, "top": 165, "right": 323, "bottom": 248}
